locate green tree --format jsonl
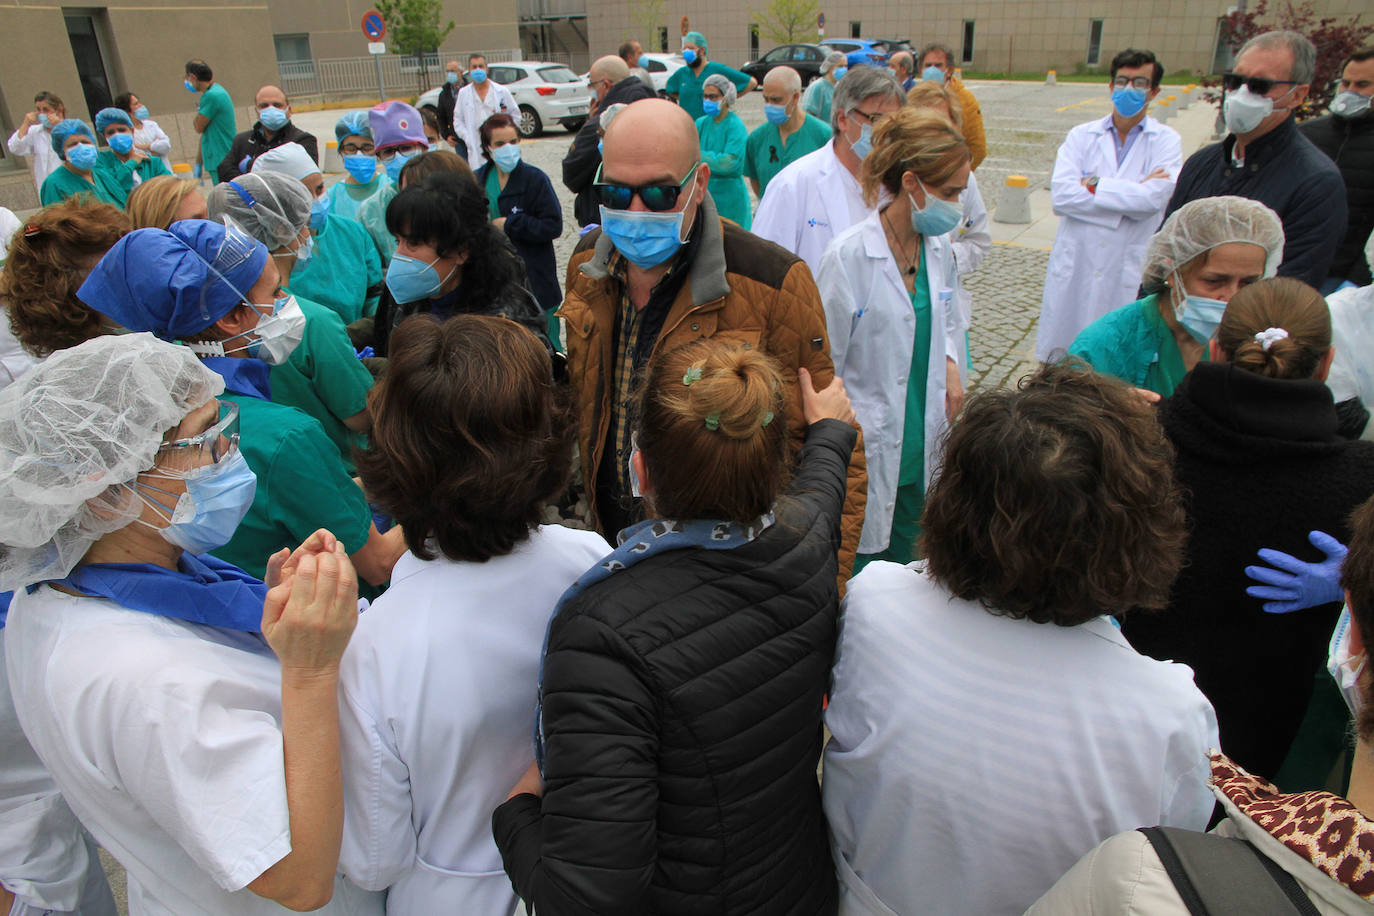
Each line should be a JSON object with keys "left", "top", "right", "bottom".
{"left": 750, "top": 0, "right": 821, "bottom": 47}
{"left": 375, "top": 0, "right": 456, "bottom": 94}
{"left": 628, "top": 0, "right": 666, "bottom": 52}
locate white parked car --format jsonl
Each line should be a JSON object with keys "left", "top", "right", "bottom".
{"left": 418, "top": 60, "right": 592, "bottom": 138}
{"left": 640, "top": 53, "right": 687, "bottom": 97}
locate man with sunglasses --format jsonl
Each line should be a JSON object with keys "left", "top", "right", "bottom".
{"left": 559, "top": 98, "right": 868, "bottom": 579}
{"left": 1164, "top": 30, "right": 1346, "bottom": 290}
{"left": 1035, "top": 48, "right": 1182, "bottom": 361}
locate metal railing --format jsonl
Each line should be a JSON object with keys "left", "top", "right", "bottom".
{"left": 278, "top": 48, "right": 531, "bottom": 101}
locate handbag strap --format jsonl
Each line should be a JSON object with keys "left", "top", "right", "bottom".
{"left": 1139, "top": 826, "right": 1320, "bottom": 916}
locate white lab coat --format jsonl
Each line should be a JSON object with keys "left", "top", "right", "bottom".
{"left": 1327, "top": 283, "right": 1374, "bottom": 440}
{"left": 5, "top": 587, "right": 386, "bottom": 916}
{"left": 951, "top": 172, "right": 992, "bottom": 333}
{"left": 753, "top": 139, "right": 872, "bottom": 275}
{"left": 6, "top": 125, "right": 61, "bottom": 193}
{"left": 817, "top": 212, "right": 964, "bottom": 554}
{"left": 1035, "top": 115, "right": 1181, "bottom": 361}
{"left": 453, "top": 82, "right": 519, "bottom": 172}
{"left": 0, "top": 629, "right": 117, "bottom": 915}
{"left": 338, "top": 525, "right": 611, "bottom": 915}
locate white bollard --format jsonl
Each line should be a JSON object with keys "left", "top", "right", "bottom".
{"left": 1045, "top": 69, "right": 1057, "bottom": 86}
{"left": 1155, "top": 98, "right": 1173, "bottom": 122}
{"left": 324, "top": 140, "right": 343, "bottom": 174}
{"left": 994, "top": 174, "right": 1032, "bottom": 224}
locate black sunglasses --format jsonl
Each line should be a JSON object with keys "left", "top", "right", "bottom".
{"left": 1221, "top": 72, "right": 1297, "bottom": 96}
{"left": 593, "top": 162, "right": 701, "bottom": 211}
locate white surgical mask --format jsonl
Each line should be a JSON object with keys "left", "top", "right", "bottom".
{"left": 1329, "top": 607, "right": 1367, "bottom": 716}
{"left": 186, "top": 295, "right": 305, "bottom": 365}
{"left": 1223, "top": 85, "right": 1279, "bottom": 135}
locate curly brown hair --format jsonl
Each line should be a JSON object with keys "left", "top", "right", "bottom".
{"left": 922, "top": 363, "right": 1186, "bottom": 626}
{"left": 636, "top": 339, "right": 789, "bottom": 523}
{"left": 1215, "top": 276, "right": 1331, "bottom": 381}
{"left": 1342, "top": 495, "right": 1374, "bottom": 740}
{"left": 0, "top": 198, "right": 130, "bottom": 357}
{"left": 355, "top": 313, "right": 572, "bottom": 563}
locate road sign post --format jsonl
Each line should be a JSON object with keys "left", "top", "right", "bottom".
{"left": 818, "top": 12, "right": 825, "bottom": 39}
{"left": 362, "top": 11, "right": 387, "bottom": 102}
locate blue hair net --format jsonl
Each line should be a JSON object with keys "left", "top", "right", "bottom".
{"left": 94, "top": 107, "right": 134, "bottom": 136}
{"left": 50, "top": 119, "right": 96, "bottom": 159}
{"left": 335, "top": 110, "right": 373, "bottom": 143}
{"left": 78, "top": 221, "right": 269, "bottom": 341}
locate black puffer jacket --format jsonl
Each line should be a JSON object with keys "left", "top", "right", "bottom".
{"left": 493, "top": 420, "right": 853, "bottom": 916}
{"left": 1122, "top": 362, "right": 1374, "bottom": 779}
{"left": 1300, "top": 111, "right": 1374, "bottom": 286}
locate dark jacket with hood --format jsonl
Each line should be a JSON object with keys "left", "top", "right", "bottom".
{"left": 475, "top": 158, "right": 563, "bottom": 313}
{"left": 1299, "top": 109, "right": 1374, "bottom": 286}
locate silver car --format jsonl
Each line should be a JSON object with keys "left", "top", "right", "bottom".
{"left": 418, "top": 60, "right": 592, "bottom": 138}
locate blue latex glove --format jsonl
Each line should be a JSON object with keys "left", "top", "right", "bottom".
{"left": 238, "top": 155, "right": 253, "bottom": 174}
{"left": 355, "top": 346, "right": 374, "bottom": 360}
{"left": 1244, "top": 530, "right": 1348, "bottom": 614}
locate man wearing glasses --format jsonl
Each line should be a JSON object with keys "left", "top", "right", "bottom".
{"left": 1164, "top": 30, "right": 1346, "bottom": 289}
{"left": 1035, "top": 49, "right": 1182, "bottom": 361}
{"left": 559, "top": 97, "right": 868, "bottom": 579}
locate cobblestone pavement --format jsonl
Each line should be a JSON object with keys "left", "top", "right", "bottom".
{"left": 964, "top": 244, "right": 1048, "bottom": 392}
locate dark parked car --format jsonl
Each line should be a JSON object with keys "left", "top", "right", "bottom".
{"left": 741, "top": 43, "right": 829, "bottom": 85}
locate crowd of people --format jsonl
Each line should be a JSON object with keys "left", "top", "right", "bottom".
{"left": 0, "top": 23, "right": 1372, "bottom": 916}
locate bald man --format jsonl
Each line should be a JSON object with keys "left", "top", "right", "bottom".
{"left": 745, "top": 66, "right": 832, "bottom": 197}
{"left": 216, "top": 84, "right": 318, "bottom": 181}
{"left": 562, "top": 54, "right": 655, "bottom": 226}
{"left": 558, "top": 97, "right": 868, "bottom": 577}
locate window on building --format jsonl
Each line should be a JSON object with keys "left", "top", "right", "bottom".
{"left": 658, "top": 26, "right": 668, "bottom": 52}
{"left": 273, "top": 33, "right": 312, "bottom": 63}
{"left": 749, "top": 23, "right": 759, "bottom": 60}
{"left": 850, "top": 20, "right": 862, "bottom": 38}
{"left": 962, "top": 21, "right": 975, "bottom": 64}
{"left": 1087, "top": 19, "right": 1104, "bottom": 66}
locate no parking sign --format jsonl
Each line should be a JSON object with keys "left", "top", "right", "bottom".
{"left": 361, "top": 10, "right": 386, "bottom": 41}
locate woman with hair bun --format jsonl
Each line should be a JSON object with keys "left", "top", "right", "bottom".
{"left": 494, "top": 339, "right": 857, "bottom": 916}
{"left": 1123, "top": 276, "right": 1374, "bottom": 780}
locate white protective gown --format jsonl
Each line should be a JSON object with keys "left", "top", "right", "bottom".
{"left": 6, "top": 126, "right": 61, "bottom": 193}
{"left": 338, "top": 525, "right": 611, "bottom": 914}
{"left": 1035, "top": 114, "right": 1181, "bottom": 361}
{"left": 951, "top": 172, "right": 991, "bottom": 335}
{"left": 1326, "top": 281, "right": 1374, "bottom": 440}
{"left": 752, "top": 139, "right": 872, "bottom": 276}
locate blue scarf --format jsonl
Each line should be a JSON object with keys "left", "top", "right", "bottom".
{"left": 201, "top": 356, "right": 272, "bottom": 400}
{"left": 45, "top": 552, "right": 268, "bottom": 633}
{"left": 533, "top": 512, "right": 774, "bottom": 773}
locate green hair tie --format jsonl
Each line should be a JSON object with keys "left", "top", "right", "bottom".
{"left": 704, "top": 413, "right": 720, "bottom": 431}
{"left": 762, "top": 411, "right": 774, "bottom": 427}
{"left": 682, "top": 366, "right": 703, "bottom": 386}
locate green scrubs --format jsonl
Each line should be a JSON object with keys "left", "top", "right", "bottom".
{"left": 93, "top": 149, "right": 170, "bottom": 208}
{"left": 269, "top": 294, "right": 374, "bottom": 471}
{"left": 667, "top": 61, "right": 753, "bottom": 121}
{"left": 197, "top": 83, "right": 236, "bottom": 176}
{"left": 485, "top": 166, "right": 503, "bottom": 219}
{"left": 326, "top": 173, "right": 391, "bottom": 222}
{"left": 357, "top": 183, "right": 398, "bottom": 266}
{"left": 1069, "top": 292, "right": 1207, "bottom": 398}
{"left": 290, "top": 215, "right": 383, "bottom": 323}
{"left": 802, "top": 77, "right": 835, "bottom": 123}
{"left": 695, "top": 112, "right": 751, "bottom": 229}
{"left": 855, "top": 262, "right": 932, "bottom": 574}
{"left": 212, "top": 394, "right": 372, "bottom": 580}
{"left": 39, "top": 165, "right": 116, "bottom": 206}
{"left": 744, "top": 114, "right": 830, "bottom": 195}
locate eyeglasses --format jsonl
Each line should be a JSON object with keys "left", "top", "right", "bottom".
{"left": 377, "top": 144, "right": 425, "bottom": 161}
{"left": 593, "top": 162, "right": 701, "bottom": 211}
{"left": 849, "top": 108, "right": 890, "bottom": 127}
{"left": 339, "top": 142, "right": 375, "bottom": 155}
{"left": 1111, "top": 76, "right": 1152, "bottom": 90}
{"left": 159, "top": 400, "right": 240, "bottom": 464}
{"left": 1221, "top": 72, "right": 1298, "bottom": 96}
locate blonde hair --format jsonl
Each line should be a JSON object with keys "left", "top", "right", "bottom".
{"left": 125, "top": 175, "right": 199, "bottom": 230}
{"left": 860, "top": 107, "right": 970, "bottom": 208}
{"left": 905, "top": 81, "right": 963, "bottom": 131}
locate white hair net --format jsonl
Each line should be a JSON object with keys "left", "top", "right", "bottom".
{"left": 0, "top": 333, "right": 222, "bottom": 590}
{"left": 1141, "top": 196, "right": 1285, "bottom": 290}
{"left": 704, "top": 73, "right": 737, "bottom": 108}
{"left": 250, "top": 142, "right": 321, "bottom": 182}
{"left": 206, "top": 171, "right": 312, "bottom": 252}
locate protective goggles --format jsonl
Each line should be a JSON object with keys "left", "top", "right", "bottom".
{"left": 593, "top": 162, "right": 701, "bottom": 211}
{"left": 157, "top": 399, "right": 240, "bottom": 465}
{"left": 1221, "top": 72, "right": 1298, "bottom": 96}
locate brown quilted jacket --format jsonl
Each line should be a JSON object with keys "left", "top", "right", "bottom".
{"left": 559, "top": 194, "right": 868, "bottom": 583}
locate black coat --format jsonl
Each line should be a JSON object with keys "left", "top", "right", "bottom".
{"left": 1122, "top": 362, "right": 1374, "bottom": 779}
{"left": 1164, "top": 115, "right": 1347, "bottom": 290}
{"left": 475, "top": 159, "right": 563, "bottom": 313}
{"left": 436, "top": 81, "right": 463, "bottom": 142}
{"left": 493, "top": 420, "right": 853, "bottom": 916}
{"left": 215, "top": 121, "right": 318, "bottom": 182}
{"left": 563, "top": 76, "right": 656, "bottom": 227}
{"left": 1299, "top": 112, "right": 1374, "bottom": 286}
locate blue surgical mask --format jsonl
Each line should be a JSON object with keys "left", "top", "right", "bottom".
{"left": 108, "top": 133, "right": 134, "bottom": 155}
{"left": 142, "top": 450, "right": 259, "bottom": 555}
{"left": 702, "top": 99, "right": 722, "bottom": 117}
{"left": 386, "top": 253, "right": 455, "bottom": 303}
{"left": 258, "top": 106, "right": 289, "bottom": 130}
{"left": 599, "top": 205, "right": 688, "bottom": 270}
{"left": 764, "top": 103, "right": 788, "bottom": 125}
{"left": 309, "top": 193, "right": 331, "bottom": 231}
{"left": 683, "top": 48, "right": 698, "bottom": 65}
{"left": 597, "top": 139, "right": 604, "bottom": 155}
{"left": 446, "top": 70, "right": 460, "bottom": 84}
{"left": 38, "top": 112, "right": 51, "bottom": 128}
{"left": 909, "top": 180, "right": 962, "bottom": 237}
{"left": 184, "top": 79, "right": 197, "bottom": 92}
{"left": 835, "top": 66, "right": 848, "bottom": 81}
{"left": 850, "top": 121, "right": 873, "bottom": 160}
{"left": 384, "top": 151, "right": 416, "bottom": 182}
{"left": 492, "top": 143, "right": 522, "bottom": 173}
{"left": 921, "top": 66, "right": 945, "bottom": 83}
{"left": 470, "top": 69, "right": 487, "bottom": 84}
{"left": 1112, "top": 86, "right": 1148, "bottom": 118}
{"left": 343, "top": 154, "right": 377, "bottom": 183}
{"left": 637, "top": 54, "right": 650, "bottom": 69}
{"left": 134, "top": 105, "right": 149, "bottom": 120}
{"left": 67, "top": 142, "right": 98, "bottom": 171}
{"left": 1172, "top": 271, "right": 1227, "bottom": 344}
